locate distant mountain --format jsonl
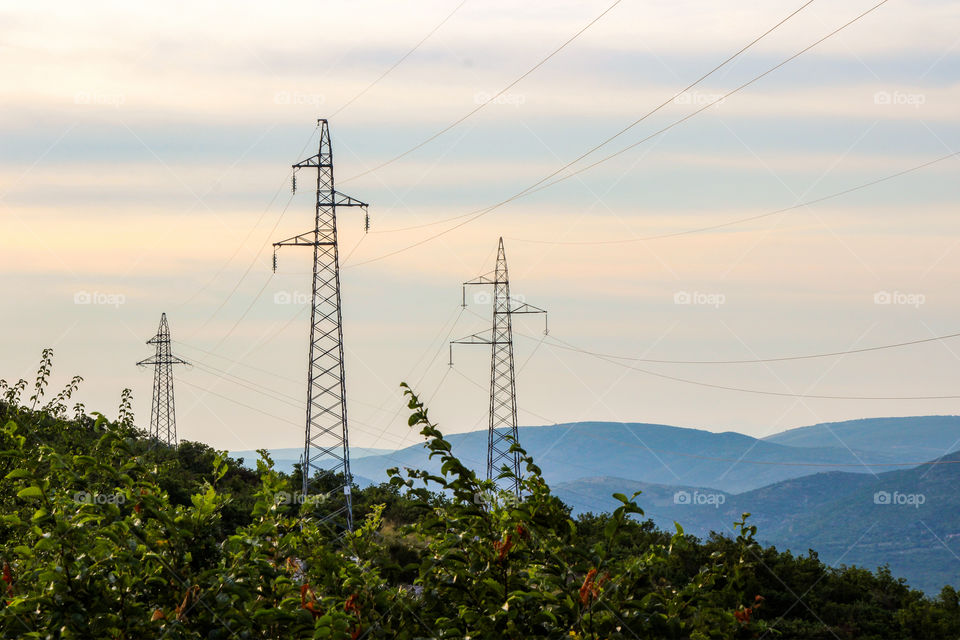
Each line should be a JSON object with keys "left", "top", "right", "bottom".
{"left": 348, "top": 421, "right": 913, "bottom": 493}
{"left": 764, "top": 415, "right": 960, "bottom": 460}
{"left": 240, "top": 417, "right": 960, "bottom": 491}
{"left": 559, "top": 452, "right": 960, "bottom": 594}
{"left": 236, "top": 416, "right": 960, "bottom": 592}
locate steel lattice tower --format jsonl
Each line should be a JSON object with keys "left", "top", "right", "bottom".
{"left": 273, "top": 119, "right": 367, "bottom": 533}
{"left": 451, "top": 238, "right": 547, "bottom": 495}
{"left": 137, "top": 313, "right": 188, "bottom": 447}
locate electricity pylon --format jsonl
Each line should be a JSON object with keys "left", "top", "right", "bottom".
{"left": 273, "top": 119, "right": 368, "bottom": 533}
{"left": 450, "top": 238, "right": 547, "bottom": 495}
{"left": 137, "top": 313, "right": 188, "bottom": 447}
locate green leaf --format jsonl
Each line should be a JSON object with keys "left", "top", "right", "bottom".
{"left": 17, "top": 486, "right": 43, "bottom": 499}
{"left": 604, "top": 518, "right": 618, "bottom": 540}
{"left": 5, "top": 468, "right": 31, "bottom": 480}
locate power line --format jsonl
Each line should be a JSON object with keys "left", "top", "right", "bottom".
{"left": 212, "top": 273, "right": 275, "bottom": 351}
{"left": 180, "top": 378, "right": 303, "bottom": 428}
{"left": 191, "top": 361, "right": 303, "bottom": 407}
{"left": 546, "top": 336, "right": 960, "bottom": 400}
{"left": 173, "top": 339, "right": 302, "bottom": 385}
{"left": 329, "top": 0, "right": 468, "bottom": 118}
{"left": 510, "top": 151, "right": 960, "bottom": 245}
{"left": 184, "top": 352, "right": 960, "bottom": 477}
{"left": 183, "top": 348, "right": 400, "bottom": 415}
{"left": 363, "top": 246, "right": 501, "bottom": 441}
{"left": 196, "top": 191, "right": 293, "bottom": 333}
{"left": 182, "top": 374, "right": 960, "bottom": 473}
{"left": 340, "top": 0, "right": 626, "bottom": 183}
{"left": 188, "top": 129, "right": 318, "bottom": 333}
{"left": 523, "top": 0, "right": 893, "bottom": 197}
{"left": 178, "top": 304, "right": 308, "bottom": 418}
{"left": 542, "top": 329, "right": 960, "bottom": 365}
{"left": 369, "top": 0, "right": 816, "bottom": 235}
{"left": 372, "top": 305, "right": 468, "bottom": 449}
{"left": 474, "top": 305, "right": 960, "bottom": 395}
{"left": 181, "top": 370, "right": 419, "bottom": 451}
{"left": 345, "top": 0, "right": 890, "bottom": 267}
{"left": 185, "top": 303, "right": 960, "bottom": 474}
{"left": 175, "top": 124, "right": 284, "bottom": 309}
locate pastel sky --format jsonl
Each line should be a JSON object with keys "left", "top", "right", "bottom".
{"left": 2, "top": 0, "right": 959, "bottom": 452}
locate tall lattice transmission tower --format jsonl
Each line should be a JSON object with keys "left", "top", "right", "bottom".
{"left": 451, "top": 238, "right": 547, "bottom": 495}
{"left": 137, "top": 313, "right": 188, "bottom": 447}
{"left": 273, "top": 119, "right": 368, "bottom": 533}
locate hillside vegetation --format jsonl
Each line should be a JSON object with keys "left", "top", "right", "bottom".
{"left": 2, "top": 353, "right": 960, "bottom": 639}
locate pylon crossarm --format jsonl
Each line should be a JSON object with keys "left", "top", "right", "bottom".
{"left": 509, "top": 302, "right": 547, "bottom": 315}
{"left": 463, "top": 272, "right": 497, "bottom": 286}
{"left": 449, "top": 331, "right": 493, "bottom": 366}
{"left": 136, "top": 355, "right": 188, "bottom": 367}
{"left": 273, "top": 231, "right": 318, "bottom": 247}
{"left": 293, "top": 154, "right": 330, "bottom": 169}
{"left": 332, "top": 191, "right": 368, "bottom": 208}
{"left": 509, "top": 302, "right": 548, "bottom": 334}
{"left": 461, "top": 274, "right": 497, "bottom": 306}
{"left": 451, "top": 331, "right": 493, "bottom": 345}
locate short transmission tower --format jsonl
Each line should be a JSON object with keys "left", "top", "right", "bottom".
{"left": 137, "top": 313, "right": 188, "bottom": 447}
{"left": 450, "top": 238, "right": 547, "bottom": 495}
{"left": 273, "top": 119, "right": 368, "bottom": 533}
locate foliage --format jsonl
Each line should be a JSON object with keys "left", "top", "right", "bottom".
{"left": 1, "top": 352, "right": 959, "bottom": 638}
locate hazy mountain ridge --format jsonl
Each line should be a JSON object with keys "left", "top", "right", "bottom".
{"left": 239, "top": 416, "right": 960, "bottom": 492}
{"left": 238, "top": 416, "right": 960, "bottom": 592}
{"left": 764, "top": 415, "right": 960, "bottom": 459}
{"left": 558, "top": 450, "right": 960, "bottom": 594}
{"left": 345, "top": 419, "right": 935, "bottom": 493}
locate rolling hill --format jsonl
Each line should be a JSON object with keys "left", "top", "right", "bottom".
{"left": 239, "top": 416, "right": 960, "bottom": 493}
{"left": 345, "top": 420, "right": 925, "bottom": 493}
{"left": 558, "top": 451, "right": 960, "bottom": 594}
{"left": 764, "top": 415, "right": 960, "bottom": 460}
{"left": 236, "top": 415, "right": 960, "bottom": 592}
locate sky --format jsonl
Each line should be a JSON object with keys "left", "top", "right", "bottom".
{"left": 1, "top": 0, "right": 959, "bottom": 453}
